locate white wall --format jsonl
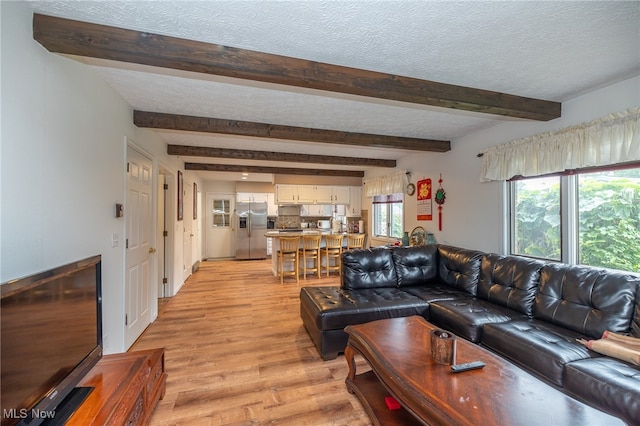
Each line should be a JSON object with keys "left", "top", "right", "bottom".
{"left": 0, "top": 1, "right": 202, "bottom": 353}
{"left": 366, "top": 75, "right": 640, "bottom": 254}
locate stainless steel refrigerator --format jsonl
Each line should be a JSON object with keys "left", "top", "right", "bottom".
{"left": 235, "top": 202, "right": 268, "bottom": 259}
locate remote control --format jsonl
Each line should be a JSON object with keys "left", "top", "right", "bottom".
{"left": 450, "top": 361, "right": 485, "bottom": 373}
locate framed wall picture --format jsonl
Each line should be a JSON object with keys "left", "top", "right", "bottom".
{"left": 177, "top": 170, "right": 183, "bottom": 221}
{"left": 193, "top": 182, "right": 198, "bottom": 220}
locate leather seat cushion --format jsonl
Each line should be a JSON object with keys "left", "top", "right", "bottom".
{"left": 402, "top": 284, "right": 474, "bottom": 307}
{"left": 482, "top": 320, "right": 598, "bottom": 386}
{"left": 429, "top": 299, "right": 528, "bottom": 343}
{"left": 299, "top": 286, "right": 428, "bottom": 331}
{"left": 564, "top": 357, "right": 640, "bottom": 425}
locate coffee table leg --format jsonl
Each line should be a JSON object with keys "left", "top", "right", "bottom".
{"left": 345, "top": 344, "right": 357, "bottom": 385}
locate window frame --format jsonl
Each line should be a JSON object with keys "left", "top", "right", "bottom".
{"left": 508, "top": 162, "right": 640, "bottom": 271}
{"left": 372, "top": 193, "right": 404, "bottom": 239}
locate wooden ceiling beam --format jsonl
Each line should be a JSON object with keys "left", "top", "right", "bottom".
{"left": 185, "top": 163, "right": 364, "bottom": 178}
{"left": 168, "top": 144, "right": 396, "bottom": 167}
{"left": 136, "top": 111, "right": 449, "bottom": 152}
{"left": 33, "top": 13, "right": 561, "bottom": 121}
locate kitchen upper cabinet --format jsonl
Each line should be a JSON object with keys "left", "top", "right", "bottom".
{"left": 314, "top": 186, "right": 333, "bottom": 204}
{"left": 347, "top": 186, "right": 362, "bottom": 217}
{"left": 275, "top": 185, "right": 298, "bottom": 204}
{"left": 267, "top": 193, "right": 278, "bottom": 216}
{"left": 301, "top": 204, "right": 332, "bottom": 217}
{"left": 275, "top": 184, "right": 352, "bottom": 205}
{"left": 296, "top": 185, "right": 318, "bottom": 203}
{"left": 332, "top": 186, "right": 351, "bottom": 204}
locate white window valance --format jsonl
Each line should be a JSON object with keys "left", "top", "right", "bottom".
{"left": 364, "top": 170, "right": 407, "bottom": 197}
{"left": 480, "top": 107, "right": 640, "bottom": 181}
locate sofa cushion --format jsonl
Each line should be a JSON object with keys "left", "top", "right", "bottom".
{"left": 391, "top": 245, "right": 438, "bottom": 287}
{"left": 477, "top": 253, "right": 544, "bottom": 316}
{"left": 341, "top": 247, "right": 397, "bottom": 290}
{"left": 482, "top": 319, "right": 598, "bottom": 386}
{"left": 437, "top": 245, "right": 483, "bottom": 295}
{"left": 534, "top": 264, "right": 639, "bottom": 338}
{"left": 564, "top": 357, "right": 640, "bottom": 425}
{"left": 402, "top": 284, "right": 474, "bottom": 307}
{"left": 299, "top": 286, "right": 428, "bottom": 331}
{"left": 429, "top": 298, "right": 528, "bottom": 343}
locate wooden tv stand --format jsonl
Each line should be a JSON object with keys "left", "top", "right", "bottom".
{"left": 66, "top": 348, "right": 167, "bottom": 425}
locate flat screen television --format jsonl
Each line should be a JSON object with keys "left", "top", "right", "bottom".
{"left": 1, "top": 255, "right": 102, "bottom": 425}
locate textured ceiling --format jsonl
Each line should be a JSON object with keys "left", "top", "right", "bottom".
{"left": 26, "top": 0, "right": 640, "bottom": 180}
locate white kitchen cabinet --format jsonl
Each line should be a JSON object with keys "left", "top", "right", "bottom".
{"left": 237, "top": 192, "right": 269, "bottom": 203}
{"left": 275, "top": 184, "right": 352, "bottom": 205}
{"left": 275, "top": 185, "right": 299, "bottom": 204}
{"left": 296, "top": 185, "right": 317, "bottom": 203}
{"left": 301, "top": 204, "right": 333, "bottom": 217}
{"left": 332, "top": 186, "right": 351, "bottom": 204}
{"left": 267, "top": 193, "right": 278, "bottom": 216}
{"left": 314, "top": 186, "right": 333, "bottom": 203}
{"left": 347, "top": 186, "right": 362, "bottom": 217}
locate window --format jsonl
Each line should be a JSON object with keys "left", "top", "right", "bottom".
{"left": 509, "top": 165, "right": 640, "bottom": 272}
{"left": 373, "top": 193, "right": 403, "bottom": 239}
{"left": 211, "top": 199, "right": 231, "bottom": 227}
{"left": 578, "top": 169, "right": 640, "bottom": 272}
{"left": 511, "top": 176, "right": 561, "bottom": 260}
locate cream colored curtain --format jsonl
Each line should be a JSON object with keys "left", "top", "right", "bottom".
{"left": 480, "top": 107, "right": 640, "bottom": 181}
{"left": 364, "top": 170, "right": 407, "bottom": 197}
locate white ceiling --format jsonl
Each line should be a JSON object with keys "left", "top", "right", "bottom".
{"left": 26, "top": 1, "right": 640, "bottom": 181}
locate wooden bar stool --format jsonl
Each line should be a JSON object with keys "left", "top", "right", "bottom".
{"left": 277, "top": 236, "right": 300, "bottom": 284}
{"left": 300, "top": 234, "right": 322, "bottom": 279}
{"left": 323, "top": 234, "right": 344, "bottom": 277}
{"left": 346, "top": 233, "right": 366, "bottom": 250}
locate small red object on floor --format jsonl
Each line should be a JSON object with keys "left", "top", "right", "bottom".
{"left": 384, "top": 396, "right": 401, "bottom": 410}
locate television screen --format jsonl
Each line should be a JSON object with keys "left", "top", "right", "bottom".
{"left": 1, "top": 255, "right": 102, "bottom": 425}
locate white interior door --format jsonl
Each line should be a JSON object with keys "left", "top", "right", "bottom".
{"left": 206, "top": 192, "right": 235, "bottom": 259}
{"left": 183, "top": 178, "right": 193, "bottom": 278}
{"left": 125, "top": 146, "right": 154, "bottom": 348}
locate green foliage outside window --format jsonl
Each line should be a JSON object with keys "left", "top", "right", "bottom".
{"left": 514, "top": 170, "right": 640, "bottom": 273}
{"left": 579, "top": 171, "right": 640, "bottom": 272}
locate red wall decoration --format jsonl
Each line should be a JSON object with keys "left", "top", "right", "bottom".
{"left": 417, "top": 178, "right": 433, "bottom": 221}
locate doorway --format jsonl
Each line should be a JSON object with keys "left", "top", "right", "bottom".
{"left": 157, "top": 168, "right": 175, "bottom": 298}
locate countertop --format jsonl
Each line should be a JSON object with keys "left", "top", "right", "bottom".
{"left": 265, "top": 230, "right": 356, "bottom": 237}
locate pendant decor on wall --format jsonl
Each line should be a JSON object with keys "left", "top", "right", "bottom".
{"left": 417, "top": 178, "right": 433, "bottom": 221}
{"left": 435, "top": 174, "right": 446, "bottom": 231}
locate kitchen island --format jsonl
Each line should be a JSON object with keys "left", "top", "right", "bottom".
{"left": 265, "top": 230, "right": 356, "bottom": 277}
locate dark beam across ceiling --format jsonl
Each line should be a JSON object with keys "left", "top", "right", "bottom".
{"left": 33, "top": 13, "right": 561, "bottom": 121}
{"left": 168, "top": 144, "right": 396, "bottom": 167}
{"left": 136, "top": 111, "right": 450, "bottom": 152}
{"left": 185, "top": 163, "right": 364, "bottom": 177}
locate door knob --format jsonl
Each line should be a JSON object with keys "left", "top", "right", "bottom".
{"left": 148, "top": 247, "right": 157, "bottom": 253}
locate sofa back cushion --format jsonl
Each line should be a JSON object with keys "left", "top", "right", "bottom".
{"left": 392, "top": 245, "right": 439, "bottom": 287}
{"left": 534, "top": 263, "right": 640, "bottom": 338}
{"left": 341, "top": 247, "right": 397, "bottom": 290}
{"left": 436, "top": 245, "right": 483, "bottom": 296}
{"left": 477, "top": 254, "right": 544, "bottom": 316}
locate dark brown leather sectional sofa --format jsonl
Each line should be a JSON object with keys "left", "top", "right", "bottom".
{"left": 299, "top": 244, "right": 640, "bottom": 424}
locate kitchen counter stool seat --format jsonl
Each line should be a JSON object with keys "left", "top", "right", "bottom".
{"left": 323, "top": 234, "right": 343, "bottom": 277}
{"left": 277, "top": 236, "right": 300, "bottom": 284}
{"left": 300, "top": 234, "right": 322, "bottom": 279}
{"left": 346, "top": 233, "right": 366, "bottom": 250}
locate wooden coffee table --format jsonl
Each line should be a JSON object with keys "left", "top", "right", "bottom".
{"left": 344, "top": 316, "right": 623, "bottom": 426}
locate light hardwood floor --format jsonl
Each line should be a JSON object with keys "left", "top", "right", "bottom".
{"left": 130, "top": 258, "right": 372, "bottom": 425}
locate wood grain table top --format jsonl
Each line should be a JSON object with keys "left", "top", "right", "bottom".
{"left": 344, "top": 316, "right": 623, "bottom": 426}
